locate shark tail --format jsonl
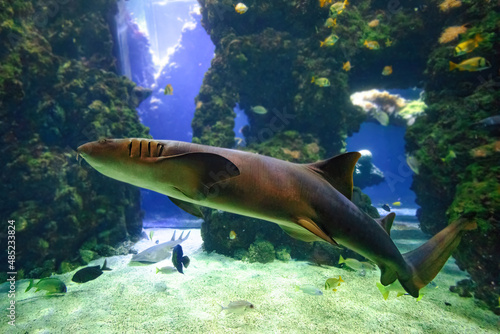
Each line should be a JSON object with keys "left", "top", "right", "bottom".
{"left": 398, "top": 218, "right": 477, "bottom": 298}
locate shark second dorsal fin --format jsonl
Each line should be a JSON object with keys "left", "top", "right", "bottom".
{"left": 376, "top": 212, "right": 395, "bottom": 235}
{"left": 305, "top": 152, "right": 361, "bottom": 200}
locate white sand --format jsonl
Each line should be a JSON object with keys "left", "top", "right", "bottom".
{"left": 2, "top": 227, "right": 499, "bottom": 334}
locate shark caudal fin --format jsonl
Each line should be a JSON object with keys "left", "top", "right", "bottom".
{"left": 398, "top": 218, "right": 477, "bottom": 298}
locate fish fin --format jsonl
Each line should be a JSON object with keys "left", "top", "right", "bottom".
{"left": 399, "top": 218, "right": 477, "bottom": 298}
{"left": 397, "top": 292, "right": 405, "bottom": 298}
{"left": 379, "top": 264, "right": 398, "bottom": 286}
{"left": 182, "top": 256, "right": 190, "bottom": 268}
{"left": 305, "top": 152, "right": 361, "bottom": 201}
{"left": 170, "top": 230, "right": 176, "bottom": 241}
{"left": 416, "top": 294, "right": 423, "bottom": 301}
{"left": 101, "top": 259, "right": 112, "bottom": 271}
{"left": 279, "top": 218, "right": 338, "bottom": 245}
{"left": 25, "top": 279, "right": 35, "bottom": 292}
{"left": 155, "top": 153, "right": 240, "bottom": 201}
{"left": 449, "top": 61, "right": 457, "bottom": 71}
{"left": 167, "top": 197, "right": 205, "bottom": 218}
{"left": 375, "top": 212, "right": 395, "bottom": 235}
{"left": 376, "top": 282, "right": 389, "bottom": 300}
{"left": 333, "top": 288, "right": 337, "bottom": 292}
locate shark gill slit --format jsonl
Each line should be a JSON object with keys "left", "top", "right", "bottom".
{"left": 128, "top": 141, "right": 132, "bottom": 157}
{"left": 158, "top": 143, "right": 164, "bottom": 157}
{"left": 139, "top": 140, "right": 142, "bottom": 157}
{"left": 148, "top": 141, "right": 151, "bottom": 157}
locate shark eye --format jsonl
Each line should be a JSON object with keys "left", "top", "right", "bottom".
{"left": 98, "top": 138, "right": 107, "bottom": 144}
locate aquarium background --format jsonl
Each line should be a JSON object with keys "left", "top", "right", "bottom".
{"left": 1, "top": 0, "right": 499, "bottom": 332}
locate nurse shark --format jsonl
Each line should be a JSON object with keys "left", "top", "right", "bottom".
{"left": 77, "top": 138, "right": 476, "bottom": 298}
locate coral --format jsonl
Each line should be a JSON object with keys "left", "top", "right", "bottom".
{"left": 0, "top": 0, "right": 149, "bottom": 281}
{"left": 275, "top": 246, "right": 292, "bottom": 262}
{"left": 439, "top": 25, "right": 468, "bottom": 44}
{"left": 247, "top": 239, "right": 275, "bottom": 264}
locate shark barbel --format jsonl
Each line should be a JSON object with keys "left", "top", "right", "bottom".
{"left": 77, "top": 138, "right": 476, "bottom": 297}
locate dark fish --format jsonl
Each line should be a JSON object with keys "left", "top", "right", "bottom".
{"left": 172, "top": 245, "right": 190, "bottom": 274}
{"left": 381, "top": 204, "right": 391, "bottom": 212}
{"left": 474, "top": 115, "right": 500, "bottom": 127}
{"left": 72, "top": 259, "right": 112, "bottom": 283}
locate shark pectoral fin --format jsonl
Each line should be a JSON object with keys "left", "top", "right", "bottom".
{"left": 156, "top": 152, "right": 240, "bottom": 200}
{"left": 305, "top": 152, "right": 361, "bottom": 200}
{"left": 168, "top": 196, "right": 204, "bottom": 218}
{"left": 279, "top": 218, "right": 339, "bottom": 245}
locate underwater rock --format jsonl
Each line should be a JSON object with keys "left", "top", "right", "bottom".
{"left": 450, "top": 279, "right": 476, "bottom": 298}
{"left": 247, "top": 239, "right": 275, "bottom": 264}
{"left": 353, "top": 150, "right": 384, "bottom": 189}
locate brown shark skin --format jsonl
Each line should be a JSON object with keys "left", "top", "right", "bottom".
{"left": 78, "top": 138, "right": 475, "bottom": 297}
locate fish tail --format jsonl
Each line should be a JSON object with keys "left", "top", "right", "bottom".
{"left": 449, "top": 61, "right": 457, "bottom": 71}
{"left": 339, "top": 276, "right": 344, "bottom": 283}
{"left": 311, "top": 76, "right": 315, "bottom": 83}
{"left": 338, "top": 255, "right": 345, "bottom": 265}
{"left": 376, "top": 282, "right": 390, "bottom": 300}
{"left": 475, "top": 34, "right": 484, "bottom": 43}
{"left": 399, "top": 218, "right": 477, "bottom": 298}
{"left": 156, "top": 267, "right": 160, "bottom": 274}
{"left": 101, "top": 259, "right": 112, "bottom": 271}
{"left": 219, "top": 304, "right": 225, "bottom": 312}
{"left": 25, "top": 279, "right": 35, "bottom": 293}
{"left": 320, "top": 40, "right": 324, "bottom": 47}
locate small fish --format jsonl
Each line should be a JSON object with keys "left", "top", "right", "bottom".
{"left": 406, "top": 155, "right": 420, "bottom": 174}
{"left": 454, "top": 34, "right": 484, "bottom": 56}
{"left": 329, "top": 0, "right": 349, "bottom": 17}
{"left": 324, "top": 17, "right": 337, "bottom": 28}
{"left": 473, "top": 115, "right": 500, "bottom": 128}
{"left": 319, "top": 0, "right": 333, "bottom": 8}
{"left": 234, "top": 137, "right": 244, "bottom": 146}
{"left": 149, "top": 230, "right": 154, "bottom": 241}
{"left": 296, "top": 285, "right": 323, "bottom": 295}
{"left": 72, "top": 260, "right": 112, "bottom": 283}
{"left": 392, "top": 201, "right": 401, "bottom": 206}
{"left": 25, "top": 278, "right": 67, "bottom": 294}
{"left": 449, "top": 57, "right": 491, "bottom": 72}
{"left": 381, "top": 204, "right": 391, "bottom": 212}
{"left": 377, "top": 281, "right": 437, "bottom": 301}
{"left": 325, "top": 276, "right": 344, "bottom": 291}
{"left": 220, "top": 300, "right": 255, "bottom": 313}
{"left": 311, "top": 77, "right": 330, "bottom": 87}
{"left": 373, "top": 111, "right": 389, "bottom": 126}
{"left": 368, "top": 19, "right": 379, "bottom": 28}
{"left": 338, "top": 255, "right": 376, "bottom": 271}
{"left": 364, "top": 40, "right": 380, "bottom": 50}
{"left": 342, "top": 61, "right": 352, "bottom": 71}
{"left": 229, "top": 230, "right": 237, "bottom": 240}
{"left": 385, "top": 38, "right": 392, "bottom": 47}
{"left": 382, "top": 66, "right": 393, "bottom": 76}
{"left": 172, "top": 244, "right": 190, "bottom": 274}
{"left": 320, "top": 34, "right": 339, "bottom": 47}
{"left": 164, "top": 84, "right": 173, "bottom": 95}
{"left": 251, "top": 105, "right": 267, "bottom": 115}
{"left": 131, "top": 230, "right": 190, "bottom": 263}
{"left": 156, "top": 266, "right": 178, "bottom": 274}
{"left": 441, "top": 150, "right": 456, "bottom": 163}
{"left": 235, "top": 3, "right": 248, "bottom": 14}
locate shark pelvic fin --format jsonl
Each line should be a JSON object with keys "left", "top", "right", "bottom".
{"left": 155, "top": 152, "right": 240, "bottom": 200}
{"left": 376, "top": 212, "right": 395, "bottom": 235}
{"left": 305, "top": 152, "right": 361, "bottom": 200}
{"left": 168, "top": 196, "right": 204, "bottom": 218}
{"left": 279, "top": 218, "right": 339, "bottom": 246}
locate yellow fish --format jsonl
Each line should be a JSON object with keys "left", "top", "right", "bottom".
{"left": 325, "top": 276, "right": 345, "bottom": 291}
{"left": 449, "top": 57, "right": 491, "bottom": 72}
{"left": 329, "top": 0, "right": 349, "bottom": 17}
{"left": 164, "top": 84, "right": 173, "bottom": 95}
{"left": 320, "top": 0, "right": 333, "bottom": 8}
{"left": 229, "top": 230, "right": 237, "bottom": 239}
{"left": 392, "top": 201, "right": 401, "bottom": 206}
{"left": 382, "top": 65, "right": 393, "bottom": 76}
{"left": 320, "top": 34, "right": 339, "bottom": 47}
{"left": 311, "top": 76, "right": 330, "bottom": 87}
{"left": 364, "top": 40, "right": 380, "bottom": 50}
{"left": 454, "top": 34, "right": 484, "bottom": 56}
{"left": 324, "top": 17, "right": 337, "bottom": 28}
{"left": 441, "top": 150, "right": 456, "bottom": 163}
{"left": 342, "top": 61, "right": 351, "bottom": 71}
{"left": 235, "top": 3, "right": 248, "bottom": 14}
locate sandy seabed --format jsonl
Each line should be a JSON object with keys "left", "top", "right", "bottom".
{"left": 2, "top": 227, "right": 499, "bottom": 334}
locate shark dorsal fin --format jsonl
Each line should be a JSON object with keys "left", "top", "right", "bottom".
{"left": 376, "top": 212, "right": 395, "bottom": 235}
{"left": 305, "top": 152, "right": 361, "bottom": 200}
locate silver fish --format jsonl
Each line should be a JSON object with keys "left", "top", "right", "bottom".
{"left": 131, "top": 230, "right": 190, "bottom": 263}
{"left": 219, "top": 300, "right": 255, "bottom": 313}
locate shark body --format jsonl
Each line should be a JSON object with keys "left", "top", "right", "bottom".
{"left": 77, "top": 138, "right": 475, "bottom": 297}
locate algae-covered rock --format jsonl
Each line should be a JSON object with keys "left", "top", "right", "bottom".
{"left": 275, "top": 246, "right": 292, "bottom": 262}
{"left": 248, "top": 239, "right": 275, "bottom": 264}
